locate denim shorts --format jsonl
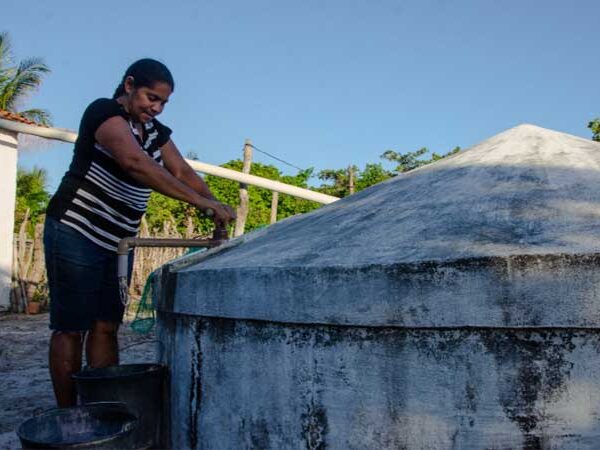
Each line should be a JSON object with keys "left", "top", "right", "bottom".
{"left": 44, "top": 216, "right": 134, "bottom": 332}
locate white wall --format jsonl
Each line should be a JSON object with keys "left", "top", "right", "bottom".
{"left": 0, "top": 129, "right": 18, "bottom": 310}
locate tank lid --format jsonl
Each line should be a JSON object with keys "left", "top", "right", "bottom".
{"left": 161, "top": 124, "right": 600, "bottom": 327}
{"left": 188, "top": 124, "right": 600, "bottom": 269}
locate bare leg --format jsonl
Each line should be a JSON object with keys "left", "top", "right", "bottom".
{"left": 86, "top": 320, "right": 120, "bottom": 368}
{"left": 49, "top": 331, "right": 83, "bottom": 407}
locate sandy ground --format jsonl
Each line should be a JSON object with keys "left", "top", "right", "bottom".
{"left": 0, "top": 312, "right": 157, "bottom": 449}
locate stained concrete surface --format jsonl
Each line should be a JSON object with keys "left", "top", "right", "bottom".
{"left": 167, "top": 125, "right": 600, "bottom": 327}
{"left": 158, "top": 124, "right": 600, "bottom": 449}
{"left": 161, "top": 315, "right": 600, "bottom": 450}
{"left": 182, "top": 124, "right": 600, "bottom": 270}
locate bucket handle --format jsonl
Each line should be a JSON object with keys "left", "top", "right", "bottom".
{"left": 120, "top": 339, "right": 164, "bottom": 363}
{"left": 32, "top": 401, "right": 131, "bottom": 417}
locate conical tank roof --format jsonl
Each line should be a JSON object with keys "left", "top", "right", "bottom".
{"left": 163, "top": 125, "right": 600, "bottom": 328}
{"left": 195, "top": 124, "right": 600, "bottom": 268}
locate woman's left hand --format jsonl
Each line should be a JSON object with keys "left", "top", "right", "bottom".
{"left": 205, "top": 200, "right": 236, "bottom": 226}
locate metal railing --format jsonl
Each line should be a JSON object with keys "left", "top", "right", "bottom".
{"left": 0, "top": 118, "right": 338, "bottom": 205}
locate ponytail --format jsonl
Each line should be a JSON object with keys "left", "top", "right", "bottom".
{"left": 112, "top": 82, "right": 125, "bottom": 99}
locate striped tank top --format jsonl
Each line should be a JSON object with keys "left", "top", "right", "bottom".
{"left": 47, "top": 98, "right": 172, "bottom": 251}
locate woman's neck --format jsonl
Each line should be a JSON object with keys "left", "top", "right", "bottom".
{"left": 115, "top": 96, "right": 143, "bottom": 138}
{"left": 115, "top": 96, "right": 133, "bottom": 117}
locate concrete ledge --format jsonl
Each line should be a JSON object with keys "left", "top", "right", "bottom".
{"left": 157, "top": 252, "right": 600, "bottom": 328}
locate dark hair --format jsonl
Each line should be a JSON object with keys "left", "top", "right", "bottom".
{"left": 112, "top": 58, "right": 174, "bottom": 99}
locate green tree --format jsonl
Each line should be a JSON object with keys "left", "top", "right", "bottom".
{"left": 144, "top": 160, "right": 321, "bottom": 235}
{"left": 145, "top": 192, "right": 191, "bottom": 232}
{"left": 380, "top": 146, "right": 460, "bottom": 174}
{"left": 276, "top": 168, "right": 319, "bottom": 221}
{"left": 381, "top": 147, "right": 430, "bottom": 173}
{"left": 14, "top": 167, "right": 50, "bottom": 235}
{"left": 0, "top": 32, "right": 52, "bottom": 125}
{"left": 317, "top": 163, "right": 393, "bottom": 198}
{"left": 316, "top": 146, "right": 460, "bottom": 198}
{"left": 355, "top": 163, "right": 393, "bottom": 191}
{"left": 204, "top": 160, "right": 319, "bottom": 233}
{"left": 589, "top": 119, "right": 600, "bottom": 142}
{"left": 145, "top": 145, "right": 461, "bottom": 232}
{"left": 429, "top": 146, "right": 461, "bottom": 162}
{"left": 317, "top": 168, "right": 352, "bottom": 198}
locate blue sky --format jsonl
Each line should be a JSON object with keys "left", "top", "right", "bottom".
{"left": 4, "top": 0, "right": 599, "bottom": 192}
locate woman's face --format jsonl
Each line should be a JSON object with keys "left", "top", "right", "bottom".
{"left": 124, "top": 77, "right": 172, "bottom": 123}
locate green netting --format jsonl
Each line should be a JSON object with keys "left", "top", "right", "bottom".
{"left": 130, "top": 248, "right": 208, "bottom": 334}
{"left": 130, "top": 270, "right": 158, "bottom": 334}
{"left": 127, "top": 232, "right": 246, "bottom": 335}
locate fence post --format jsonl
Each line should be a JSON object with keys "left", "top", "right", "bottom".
{"left": 0, "top": 129, "right": 18, "bottom": 311}
{"left": 234, "top": 139, "right": 253, "bottom": 237}
{"left": 270, "top": 191, "right": 279, "bottom": 224}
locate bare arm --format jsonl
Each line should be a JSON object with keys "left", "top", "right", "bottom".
{"left": 161, "top": 139, "right": 236, "bottom": 222}
{"left": 161, "top": 139, "right": 216, "bottom": 200}
{"left": 94, "top": 117, "right": 215, "bottom": 212}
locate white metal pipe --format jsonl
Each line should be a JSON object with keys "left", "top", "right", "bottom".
{"left": 186, "top": 160, "right": 338, "bottom": 204}
{"left": 0, "top": 118, "right": 78, "bottom": 143}
{"left": 0, "top": 120, "right": 339, "bottom": 204}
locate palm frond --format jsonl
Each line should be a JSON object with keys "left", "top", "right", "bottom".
{"left": 0, "top": 32, "right": 52, "bottom": 124}
{"left": 0, "top": 69, "right": 12, "bottom": 91}
{"left": 0, "top": 32, "right": 14, "bottom": 92}
{"left": 0, "top": 57, "right": 50, "bottom": 110}
{"left": 16, "top": 57, "right": 51, "bottom": 77}
{"left": 18, "top": 108, "right": 53, "bottom": 127}
{"left": 0, "top": 32, "right": 13, "bottom": 71}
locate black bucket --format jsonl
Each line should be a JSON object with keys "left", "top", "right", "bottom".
{"left": 16, "top": 402, "right": 137, "bottom": 449}
{"left": 73, "top": 364, "right": 165, "bottom": 450}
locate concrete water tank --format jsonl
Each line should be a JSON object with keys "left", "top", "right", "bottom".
{"left": 156, "top": 124, "right": 600, "bottom": 449}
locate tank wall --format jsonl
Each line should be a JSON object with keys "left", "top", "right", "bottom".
{"left": 170, "top": 254, "right": 600, "bottom": 328}
{"left": 159, "top": 313, "right": 600, "bottom": 450}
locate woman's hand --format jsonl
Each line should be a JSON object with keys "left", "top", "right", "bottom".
{"left": 205, "top": 200, "right": 236, "bottom": 226}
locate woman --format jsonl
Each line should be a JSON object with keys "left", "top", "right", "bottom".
{"left": 44, "top": 58, "right": 235, "bottom": 407}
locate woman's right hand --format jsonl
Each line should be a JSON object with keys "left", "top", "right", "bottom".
{"left": 204, "top": 200, "right": 236, "bottom": 226}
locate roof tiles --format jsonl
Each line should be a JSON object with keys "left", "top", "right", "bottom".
{"left": 0, "top": 110, "right": 45, "bottom": 126}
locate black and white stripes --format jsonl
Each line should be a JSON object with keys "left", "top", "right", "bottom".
{"left": 47, "top": 98, "right": 172, "bottom": 252}
{"left": 85, "top": 162, "right": 151, "bottom": 210}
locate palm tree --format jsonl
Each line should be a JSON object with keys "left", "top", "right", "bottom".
{"left": 589, "top": 119, "right": 600, "bottom": 142}
{"left": 14, "top": 166, "right": 50, "bottom": 234}
{"left": 0, "top": 32, "right": 52, "bottom": 126}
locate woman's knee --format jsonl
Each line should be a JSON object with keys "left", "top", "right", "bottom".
{"left": 91, "top": 320, "right": 119, "bottom": 335}
{"left": 51, "top": 330, "right": 85, "bottom": 344}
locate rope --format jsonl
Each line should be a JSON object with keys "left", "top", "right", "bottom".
{"left": 248, "top": 143, "right": 306, "bottom": 172}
